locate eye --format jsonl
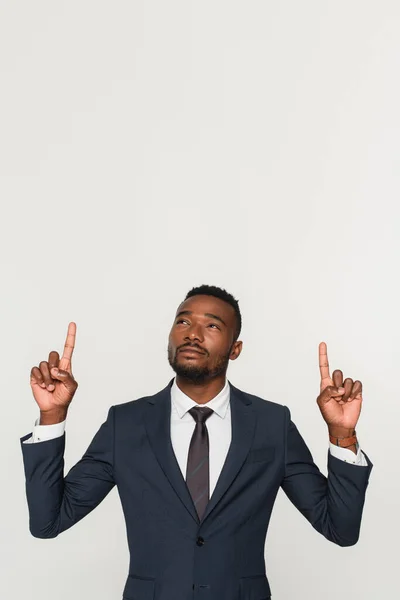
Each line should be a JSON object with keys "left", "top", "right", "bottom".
{"left": 209, "top": 323, "right": 220, "bottom": 330}
{"left": 176, "top": 319, "right": 188, "bottom": 325}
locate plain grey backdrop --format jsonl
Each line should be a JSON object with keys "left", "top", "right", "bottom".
{"left": 1, "top": 1, "right": 398, "bottom": 598}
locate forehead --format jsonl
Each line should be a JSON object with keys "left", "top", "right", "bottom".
{"left": 176, "top": 295, "right": 235, "bottom": 321}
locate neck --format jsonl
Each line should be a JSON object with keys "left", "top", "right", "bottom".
{"left": 175, "top": 373, "right": 227, "bottom": 404}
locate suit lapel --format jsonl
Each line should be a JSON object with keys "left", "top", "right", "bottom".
{"left": 143, "top": 378, "right": 256, "bottom": 526}
{"left": 144, "top": 378, "right": 199, "bottom": 524}
{"left": 201, "top": 381, "right": 255, "bottom": 522}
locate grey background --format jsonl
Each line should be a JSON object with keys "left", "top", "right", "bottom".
{"left": 1, "top": 1, "right": 398, "bottom": 598}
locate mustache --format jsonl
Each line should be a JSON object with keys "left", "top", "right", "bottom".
{"left": 178, "top": 344, "right": 207, "bottom": 354}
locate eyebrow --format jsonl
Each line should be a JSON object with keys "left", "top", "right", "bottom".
{"left": 175, "top": 310, "right": 227, "bottom": 327}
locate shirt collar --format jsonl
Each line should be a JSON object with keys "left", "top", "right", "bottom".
{"left": 171, "top": 376, "right": 230, "bottom": 419}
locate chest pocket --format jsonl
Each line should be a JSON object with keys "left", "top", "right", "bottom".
{"left": 245, "top": 446, "right": 275, "bottom": 464}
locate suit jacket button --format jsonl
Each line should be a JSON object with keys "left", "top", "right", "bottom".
{"left": 196, "top": 536, "right": 205, "bottom": 546}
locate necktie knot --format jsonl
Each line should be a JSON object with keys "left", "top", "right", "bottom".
{"left": 188, "top": 406, "right": 214, "bottom": 424}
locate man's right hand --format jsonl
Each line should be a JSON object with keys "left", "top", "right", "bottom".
{"left": 30, "top": 322, "right": 78, "bottom": 424}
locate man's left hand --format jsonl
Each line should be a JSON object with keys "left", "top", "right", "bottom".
{"left": 317, "top": 342, "right": 363, "bottom": 436}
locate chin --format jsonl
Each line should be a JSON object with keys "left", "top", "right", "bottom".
{"left": 173, "top": 362, "right": 210, "bottom": 379}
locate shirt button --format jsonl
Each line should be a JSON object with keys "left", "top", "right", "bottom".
{"left": 196, "top": 536, "right": 205, "bottom": 546}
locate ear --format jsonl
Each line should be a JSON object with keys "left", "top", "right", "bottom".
{"left": 229, "top": 340, "right": 243, "bottom": 360}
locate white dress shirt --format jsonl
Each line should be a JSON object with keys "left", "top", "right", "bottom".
{"left": 22, "top": 377, "right": 368, "bottom": 476}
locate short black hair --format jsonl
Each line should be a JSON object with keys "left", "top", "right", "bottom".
{"left": 184, "top": 284, "right": 242, "bottom": 342}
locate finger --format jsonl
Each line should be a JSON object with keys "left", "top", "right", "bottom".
{"left": 39, "top": 361, "right": 56, "bottom": 391}
{"left": 319, "top": 342, "right": 330, "bottom": 381}
{"left": 30, "top": 366, "right": 46, "bottom": 388}
{"left": 50, "top": 367, "right": 77, "bottom": 394}
{"left": 318, "top": 385, "right": 345, "bottom": 404}
{"left": 48, "top": 350, "right": 60, "bottom": 372}
{"left": 332, "top": 369, "right": 343, "bottom": 389}
{"left": 348, "top": 380, "right": 362, "bottom": 402}
{"left": 342, "top": 378, "right": 353, "bottom": 402}
{"left": 59, "top": 322, "right": 77, "bottom": 371}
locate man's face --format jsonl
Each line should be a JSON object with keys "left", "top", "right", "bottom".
{"left": 168, "top": 294, "right": 242, "bottom": 384}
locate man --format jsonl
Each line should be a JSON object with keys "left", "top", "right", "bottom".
{"left": 20, "top": 284, "right": 373, "bottom": 600}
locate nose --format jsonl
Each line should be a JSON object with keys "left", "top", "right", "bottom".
{"left": 185, "top": 323, "right": 204, "bottom": 343}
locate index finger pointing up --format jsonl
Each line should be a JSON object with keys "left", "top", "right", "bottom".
{"left": 319, "top": 341, "right": 331, "bottom": 381}
{"left": 59, "top": 322, "right": 77, "bottom": 371}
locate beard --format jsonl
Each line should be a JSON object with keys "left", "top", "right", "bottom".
{"left": 167, "top": 344, "right": 232, "bottom": 384}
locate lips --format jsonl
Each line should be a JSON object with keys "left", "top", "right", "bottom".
{"left": 179, "top": 347, "right": 205, "bottom": 355}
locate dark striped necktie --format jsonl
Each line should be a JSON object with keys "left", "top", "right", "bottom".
{"left": 185, "top": 406, "right": 214, "bottom": 520}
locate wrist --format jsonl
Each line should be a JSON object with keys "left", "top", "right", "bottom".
{"left": 39, "top": 408, "right": 68, "bottom": 425}
{"left": 343, "top": 443, "right": 358, "bottom": 455}
{"left": 328, "top": 425, "right": 358, "bottom": 454}
{"left": 328, "top": 426, "right": 355, "bottom": 438}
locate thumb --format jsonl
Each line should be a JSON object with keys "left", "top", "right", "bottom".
{"left": 319, "top": 385, "right": 345, "bottom": 404}
{"left": 50, "top": 367, "right": 76, "bottom": 392}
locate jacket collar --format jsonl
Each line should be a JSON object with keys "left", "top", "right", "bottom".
{"left": 170, "top": 375, "right": 230, "bottom": 419}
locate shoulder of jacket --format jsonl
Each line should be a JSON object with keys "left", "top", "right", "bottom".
{"left": 238, "top": 389, "right": 287, "bottom": 414}
{"left": 111, "top": 395, "right": 152, "bottom": 414}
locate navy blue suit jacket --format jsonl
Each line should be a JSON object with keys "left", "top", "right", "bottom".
{"left": 20, "top": 378, "right": 373, "bottom": 600}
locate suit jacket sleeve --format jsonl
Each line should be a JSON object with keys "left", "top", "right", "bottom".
{"left": 280, "top": 406, "right": 373, "bottom": 547}
{"left": 20, "top": 406, "right": 115, "bottom": 538}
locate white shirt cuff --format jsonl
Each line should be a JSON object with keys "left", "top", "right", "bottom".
{"left": 22, "top": 417, "right": 66, "bottom": 444}
{"left": 329, "top": 441, "right": 368, "bottom": 466}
